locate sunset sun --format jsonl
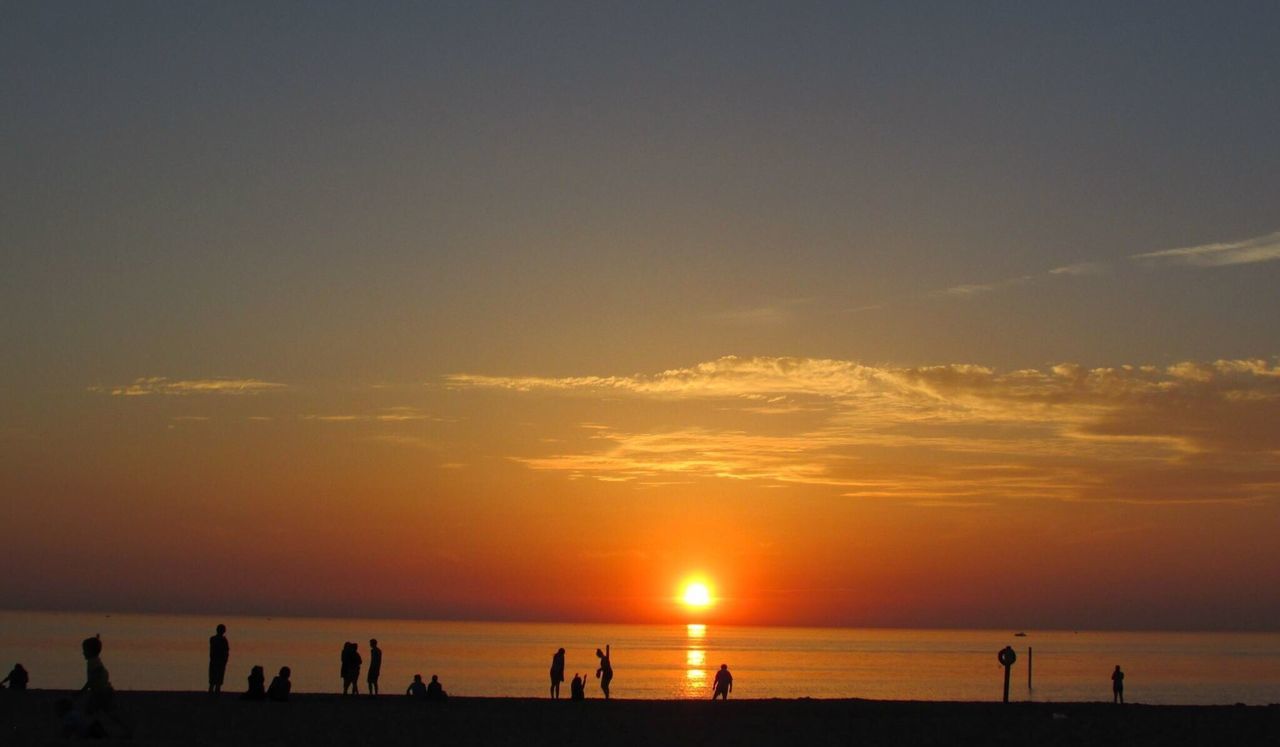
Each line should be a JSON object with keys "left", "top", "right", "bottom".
{"left": 681, "top": 581, "right": 713, "bottom": 609}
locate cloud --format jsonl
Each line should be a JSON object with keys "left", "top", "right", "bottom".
{"left": 937, "top": 275, "right": 1034, "bottom": 297}
{"left": 303, "top": 406, "right": 448, "bottom": 423}
{"left": 450, "top": 355, "right": 1280, "bottom": 504}
{"left": 1049, "top": 262, "right": 1107, "bottom": 276}
{"left": 1132, "top": 230, "right": 1280, "bottom": 267}
{"left": 90, "top": 377, "right": 285, "bottom": 396}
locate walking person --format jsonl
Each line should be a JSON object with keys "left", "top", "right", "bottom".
{"left": 712, "top": 664, "right": 733, "bottom": 700}
{"left": 79, "top": 635, "right": 132, "bottom": 737}
{"left": 208, "top": 624, "right": 230, "bottom": 696}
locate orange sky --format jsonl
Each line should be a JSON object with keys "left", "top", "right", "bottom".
{"left": 4, "top": 357, "right": 1278, "bottom": 629}
{"left": 4, "top": 4, "right": 1280, "bottom": 630}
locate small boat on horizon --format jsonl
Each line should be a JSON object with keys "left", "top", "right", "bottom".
{"left": 1014, "top": 632, "right": 1027, "bottom": 637}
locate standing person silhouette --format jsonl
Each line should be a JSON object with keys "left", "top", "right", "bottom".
{"left": 1112, "top": 665, "right": 1125, "bottom": 704}
{"left": 367, "top": 639, "right": 382, "bottom": 695}
{"left": 712, "top": 664, "right": 733, "bottom": 700}
{"left": 549, "top": 648, "right": 566, "bottom": 699}
{"left": 341, "top": 642, "right": 362, "bottom": 695}
{"left": 595, "top": 645, "right": 613, "bottom": 699}
{"left": 208, "top": 624, "right": 230, "bottom": 696}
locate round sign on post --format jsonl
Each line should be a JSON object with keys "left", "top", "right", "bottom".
{"left": 998, "top": 646, "right": 1017, "bottom": 702}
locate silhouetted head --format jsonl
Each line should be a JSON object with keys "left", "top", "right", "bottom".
{"left": 81, "top": 635, "right": 102, "bottom": 659}
{"left": 252, "top": 665, "right": 264, "bottom": 676}
{"left": 1114, "top": 665, "right": 1121, "bottom": 670}
{"left": 370, "top": 639, "right": 377, "bottom": 647}
{"left": 720, "top": 664, "right": 728, "bottom": 670}
{"left": 216, "top": 624, "right": 226, "bottom": 635}
{"left": 279, "top": 666, "right": 291, "bottom": 678}
{"left": 431, "top": 675, "right": 439, "bottom": 683}
{"left": 596, "top": 648, "right": 604, "bottom": 658}
{"left": 557, "top": 647, "right": 565, "bottom": 655}
{"left": 413, "top": 674, "right": 422, "bottom": 683}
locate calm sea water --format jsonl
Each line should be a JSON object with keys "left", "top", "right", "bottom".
{"left": 1, "top": 611, "right": 1277, "bottom": 705}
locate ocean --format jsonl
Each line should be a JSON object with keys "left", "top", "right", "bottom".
{"left": 2, "top": 611, "right": 1277, "bottom": 704}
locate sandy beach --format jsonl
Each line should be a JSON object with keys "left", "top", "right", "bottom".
{"left": 3, "top": 690, "right": 1277, "bottom": 747}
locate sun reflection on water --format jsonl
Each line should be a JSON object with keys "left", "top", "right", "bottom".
{"left": 684, "top": 624, "right": 708, "bottom": 693}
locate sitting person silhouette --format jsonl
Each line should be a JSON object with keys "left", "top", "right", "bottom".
{"left": 425, "top": 674, "right": 447, "bottom": 702}
{"left": 570, "top": 672, "right": 586, "bottom": 700}
{"left": 406, "top": 674, "right": 427, "bottom": 697}
{"left": 267, "top": 666, "right": 292, "bottom": 702}
{"left": 241, "top": 665, "right": 266, "bottom": 700}
{"left": 1, "top": 663, "right": 29, "bottom": 690}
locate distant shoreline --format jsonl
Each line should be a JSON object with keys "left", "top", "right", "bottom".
{"left": 3, "top": 690, "right": 1277, "bottom": 746}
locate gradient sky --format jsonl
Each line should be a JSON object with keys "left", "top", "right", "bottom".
{"left": 3, "top": 2, "right": 1278, "bottom": 630}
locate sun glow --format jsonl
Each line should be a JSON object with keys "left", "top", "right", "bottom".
{"left": 681, "top": 581, "right": 713, "bottom": 609}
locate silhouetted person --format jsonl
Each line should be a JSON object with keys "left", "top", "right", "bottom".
{"left": 1112, "top": 665, "right": 1125, "bottom": 704}
{"left": 406, "top": 674, "right": 427, "bottom": 697}
{"left": 1, "top": 663, "right": 29, "bottom": 690}
{"left": 595, "top": 645, "right": 613, "bottom": 699}
{"left": 79, "top": 635, "right": 131, "bottom": 737}
{"left": 209, "top": 623, "right": 230, "bottom": 696}
{"left": 241, "top": 665, "right": 266, "bottom": 701}
{"left": 367, "top": 639, "right": 382, "bottom": 695}
{"left": 550, "top": 648, "right": 566, "bottom": 699}
{"left": 570, "top": 673, "right": 585, "bottom": 700}
{"left": 712, "top": 664, "right": 733, "bottom": 700}
{"left": 425, "top": 674, "right": 447, "bottom": 702}
{"left": 341, "top": 642, "right": 362, "bottom": 695}
{"left": 267, "top": 666, "right": 292, "bottom": 702}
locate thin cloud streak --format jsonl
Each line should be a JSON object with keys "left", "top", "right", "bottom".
{"left": 89, "top": 377, "right": 285, "bottom": 396}
{"left": 1133, "top": 230, "right": 1280, "bottom": 267}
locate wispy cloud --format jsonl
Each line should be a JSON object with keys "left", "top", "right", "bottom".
{"left": 450, "top": 356, "right": 1280, "bottom": 504}
{"left": 937, "top": 275, "right": 1034, "bottom": 297}
{"left": 303, "top": 406, "right": 447, "bottom": 423}
{"left": 1049, "top": 261, "right": 1107, "bottom": 276}
{"left": 1133, "top": 230, "right": 1280, "bottom": 267}
{"left": 90, "top": 377, "right": 285, "bottom": 396}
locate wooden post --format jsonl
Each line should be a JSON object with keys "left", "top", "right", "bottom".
{"left": 1028, "top": 647, "right": 1033, "bottom": 689}
{"left": 998, "top": 646, "right": 1017, "bottom": 703}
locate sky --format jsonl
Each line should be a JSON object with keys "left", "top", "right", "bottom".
{"left": 2, "top": 1, "right": 1278, "bottom": 630}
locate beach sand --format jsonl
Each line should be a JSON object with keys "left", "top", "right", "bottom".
{"left": 3, "top": 690, "right": 1277, "bottom": 746}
